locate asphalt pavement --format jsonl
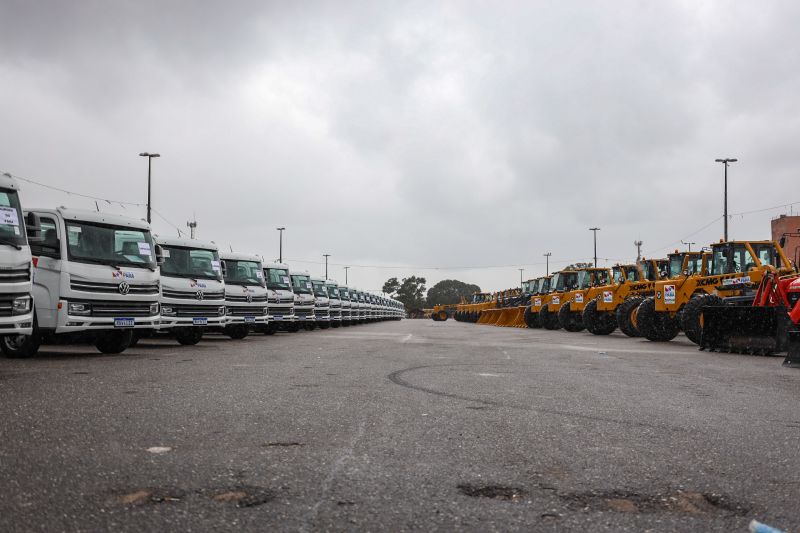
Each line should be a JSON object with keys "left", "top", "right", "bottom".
{"left": 1, "top": 319, "right": 798, "bottom": 532}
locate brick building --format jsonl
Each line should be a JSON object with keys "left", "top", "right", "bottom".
{"left": 771, "top": 214, "right": 800, "bottom": 266}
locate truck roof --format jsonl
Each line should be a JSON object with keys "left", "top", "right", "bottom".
{"left": 263, "top": 262, "right": 290, "bottom": 269}
{"left": 219, "top": 251, "right": 262, "bottom": 263}
{"left": 155, "top": 235, "right": 218, "bottom": 251}
{"left": 310, "top": 276, "right": 326, "bottom": 283}
{"left": 289, "top": 270, "right": 311, "bottom": 276}
{"left": 28, "top": 207, "right": 152, "bottom": 230}
{"left": 0, "top": 173, "right": 20, "bottom": 191}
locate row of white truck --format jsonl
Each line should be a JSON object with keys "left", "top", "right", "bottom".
{"left": 0, "top": 173, "right": 405, "bottom": 358}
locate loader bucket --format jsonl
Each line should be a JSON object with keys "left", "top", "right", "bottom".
{"left": 478, "top": 309, "right": 497, "bottom": 324}
{"left": 783, "top": 330, "right": 800, "bottom": 368}
{"left": 486, "top": 309, "right": 504, "bottom": 325}
{"left": 495, "top": 308, "right": 515, "bottom": 327}
{"left": 701, "top": 306, "right": 790, "bottom": 355}
{"left": 510, "top": 307, "right": 527, "bottom": 328}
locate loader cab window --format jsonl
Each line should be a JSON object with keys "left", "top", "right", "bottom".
{"left": 686, "top": 255, "right": 703, "bottom": 275}
{"left": 592, "top": 270, "right": 609, "bottom": 286}
{"left": 641, "top": 262, "right": 656, "bottom": 281}
{"left": 612, "top": 267, "right": 624, "bottom": 284}
{"left": 576, "top": 271, "right": 591, "bottom": 289}
{"left": 657, "top": 260, "right": 670, "bottom": 279}
{"left": 668, "top": 255, "right": 684, "bottom": 278}
{"left": 711, "top": 244, "right": 754, "bottom": 275}
{"left": 626, "top": 267, "right": 639, "bottom": 282}
{"left": 751, "top": 244, "right": 777, "bottom": 269}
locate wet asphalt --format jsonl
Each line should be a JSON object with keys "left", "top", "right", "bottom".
{"left": 0, "top": 319, "right": 798, "bottom": 532}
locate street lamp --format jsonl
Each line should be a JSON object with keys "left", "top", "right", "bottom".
{"left": 139, "top": 152, "right": 160, "bottom": 224}
{"left": 589, "top": 228, "right": 600, "bottom": 267}
{"left": 276, "top": 227, "right": 285, "bottom": 263}
{"left": 543, "top": 252, "right": 552, "bottom": 276}
{"left": 323, "top": 254, "right": 331, "bottom": 279}
{"left": 714, "top": 158, "right": 738, "bottom": 241}
{"left": 518, "top": 268, "right": 524, "bottom": 290}
{"left": 681, "top": 240, "right": 696, "bottom": 252}
{"left": 344, "top": 266, "right": 350, "bottom": 284}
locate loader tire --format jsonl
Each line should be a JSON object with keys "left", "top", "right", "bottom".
{"left": 558, "top": 302, "right": 585, "bottom": 332}
{"left": 636, "top": 296, "right": 679, "bottom": 342}
{"left": 681, "top": 294, "right": 723, "bottom": 346}
{"left": 616, "top": 296, "right": 644, "bottom": 337}
{"left": 523, "top": 306, "right": 540, "bottom": 328}
{"left": 539, "top": 306, "right": 561, "bottom": 330}
{"left": 583, "top": 299, "right": 616, "bottom": 335}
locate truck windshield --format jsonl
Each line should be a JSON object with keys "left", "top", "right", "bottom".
{"left": 291, "top": 274, "right": 312, "bottom": 294}
{"left": 161, "top": 246, "right": 222, "bottom": 280}
{"left": 224, "top": 260, "right": 264, "bottom": 286}
{"left": 339, "top": 289, "right": 350, "bottom": 301}
{"left": 66, "top": 221, "right": 156, "bottom": 269}
{"left": 326, "top": 285, "right": 340, "bottom": 298}
{"left": 312, "top": 281, "right": 328, "bottom": 298}
{"left": 0, "top": 189, "right": 26, "bottom": 246}
{"left": 266, "top": 268, "right": 291, "bottom": 290}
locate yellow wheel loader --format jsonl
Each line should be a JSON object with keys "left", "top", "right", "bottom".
{"left": 538, "top": 270, "right": 580, "bottom": 330}
{"left": 557, "top": 268, "right": 613, "bottom": 332}
{"left": 525, "top": 277, "right": 551, "bottom": 328}
{"left": 637, "top": 240, "right": 795, "bottom": 343}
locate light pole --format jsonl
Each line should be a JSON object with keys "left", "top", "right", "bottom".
{"left": 276, "top": 227, "right": 285, "bottom": 263}
{"left": 543, "top": 252, "right": 552, "bottom": 276}
{"left": 323, "top": 254, "right": 330, "bottom": 279}
{"left": 519, "top": 268, "right": 524, "bottom": 290}
{"left": 139, "top": 152, "right": 160, "bottom": 224}
{"left": 344, "top": 266, "right": 350, "bottom": 284}
{"left": 634, "top": 240, "right": 643, "bottom": 262}
{"left": 681, "top": 240, "right": 696, "bottom": 252}
{"left": 589, "top": 227, "right": 600, "bottom": 267}
{"left": 715, "top": 158, "right": 737, "bottom": 241}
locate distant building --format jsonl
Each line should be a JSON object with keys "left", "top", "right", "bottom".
{"left": 771, "top": 214, "right": 800, "bottom": 266}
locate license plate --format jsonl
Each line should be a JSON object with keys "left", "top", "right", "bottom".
{"left": 297, "top": 316, "right": 305, "bottom": 320}
{"left": 114, "top": 317, "right": 135, "bottom": 328}
{"left": 192, "top": 317, "right": 208, "bottom": 325}
{"left": 273, "top": 316, "right": 283, "bottom": 321}
{"left": 244, "top": 316, "right": 256, "bottom": 323}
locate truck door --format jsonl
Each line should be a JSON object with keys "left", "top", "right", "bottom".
{"left": 29, "top": 215, "right": 62, "bottom": 328}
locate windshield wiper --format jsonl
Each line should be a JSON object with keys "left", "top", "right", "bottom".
{"left": 0, "top": 238, "right": 22, "bottom": 250}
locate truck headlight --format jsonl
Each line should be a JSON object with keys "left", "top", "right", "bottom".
{"left": 149, "top": 302, "right": 160, "bottom": 315}
{"left": 67, "top": 302, "right": 91, "bottom": 316}
{"left": 161, "top": 305, "right": 176, "bottom": 316}
{"left": 218, "top": 306, "right": 226, "bottom": 316}
{"left": 12, "top": 296, "right": 32, "bottom": 315}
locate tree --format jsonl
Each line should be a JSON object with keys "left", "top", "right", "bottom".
{"left": 382, "top": 277, "right": 400, "bottom": 295}
{"left": 426, "top": 279, "right": 481, "bottom": 307}
{"left": 564, "top": 262, "right": 593, "bottom": 270}
{"left": 395, "top": 276, "right": 427, "bottom": 310}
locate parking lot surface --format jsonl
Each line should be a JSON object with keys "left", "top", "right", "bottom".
{"left": 1, "top": 320, "right": 798, "bottom": 532}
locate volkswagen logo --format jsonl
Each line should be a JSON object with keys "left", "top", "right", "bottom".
{"left": 118, "top": 282, "right": 130, "bottom": 295}
{"left": 196, "top": 290, "right": 204, "bottom": 301}
{"left": 246, "top": 294, "right": 253, "bottom": 303}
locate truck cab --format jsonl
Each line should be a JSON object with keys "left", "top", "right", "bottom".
{"left": 0, "top": 174, "right": 36, "bottom": 357}
{"left": 263, "top": 262, "right": 296, "bottom": 332}
{"left": 338, "top": 284, "right": 352, "bottom": 326}
{"left": 156, "top": 236, "right": 226, "bottom": 345}
{"left": 310, "top": 277, "right": 331, "bottom": 329}
{"left": 351, "top": 288, "right": 364, "bottom": 324}
{"left": 10, "top": 207, "right": 162, "bottom": 356}
{"left": 219, "top": 251, "right": 268, "bottom": 339}
{"left": 324, "top": 279, "right": 342, "bottom": 328}
{"left": 290, "top": 270, "right": 316, "bottom": 330}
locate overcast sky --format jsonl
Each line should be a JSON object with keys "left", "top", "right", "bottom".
{"left": 1, "top": 1, "right": 798, "bottom": 294}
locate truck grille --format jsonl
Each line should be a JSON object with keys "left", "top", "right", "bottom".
{"left": 0, "top": 265, "right": 30, "bottom": 283}
{"left": 175, "top": 305, "right": 222, "bottom": 317}
{"left": 71, "top": 280, "right": 159, "bottom": 295}
{"left": 70, "top": 299, "right": 155, "bottom": 317}
{"left": 226, "top": 294, "right": 267, "bottom": 303}
{"left": 295, "top": 309, "right": 313, "bottom": 318}
{"left": 163, "top": 289, "right": 224, "bottom": 300}
{"left": 227, "top": 306, "right": 265, "bottom": 317}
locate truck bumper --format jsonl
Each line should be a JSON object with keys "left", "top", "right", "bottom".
{"left": 0, "top": 311, "right": 34, "bottom": 337}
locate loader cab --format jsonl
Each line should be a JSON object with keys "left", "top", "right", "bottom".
{"left": 612, "top": 264, "right": 639, "bottom": 284}
{"left": 640, "top": 259, "right": 669, "bottom": 281}
{"left": 578, "top": 268, "right": 610, "bottom": 288}
{"left": 550, "top": 271, "right": 578, "bottom": 292}
{"left": 709, "top": 241, "right": 785, "bottom": 276}
{"left": 667, "top": 251, "right": 703, "bottom": 278}
{"left": 535, "top": 277, "right": 551, "bottom": 294}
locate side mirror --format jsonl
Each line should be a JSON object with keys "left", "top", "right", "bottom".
{"left": 220, "top": 260, "right": 227, "bottom": 277}
{"left": 780, "top": 236, "right": 787, "bottom": 248}
{"left": 25, "top": 212, "right": 43, "bottom": 243}
{"left": 155, "top": 244, "right": 165, "bottom": 266}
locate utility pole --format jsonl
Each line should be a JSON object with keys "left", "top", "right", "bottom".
{"left": 543, "top": 252, "right": 552, "bottom": 276}
{"left": 714, "top": 158, "right": 738, "bottom": 241}
{"left": 276, "top": 227, "right": 285, "bottom": 263}
{"left": 344, "top": 266, "right": 350, "bottom": 285}
{"left": 589, "top": 227, "right": 600, "bottom": 267}
{"left": 518, "top": 268, "right": 524, "bottom": 290}
{"left": 139, "top": 152, "right": 160, "bottom": 224}
{"left": 323, "top": 254, "right": 331, "bottom": 279}
{"left": 634, "top": 240, "right": 643, "bottom": 262}
{"left": 681, "top": 240, "right": 695, "bottom": 252}
{"left": 186, "top": 220, "right": 197, "bottom": 239}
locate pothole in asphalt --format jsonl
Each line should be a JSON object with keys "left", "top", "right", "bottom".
{"left": 457, "top": 483, "right": 526, "bottom": 502}
{"left": 206, "top": 485, "right": 275, "bottom": 507}
{"left": 262, "top": 441, "right": 303, "bottom": 447}
{"left": 117, "top": 487, "right": 185, "bottom": 505}
{"left": 561, "top": 489, "right": 748, "bottom": 515}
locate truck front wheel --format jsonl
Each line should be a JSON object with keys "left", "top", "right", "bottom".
{"left": 1, "top": 329, "right": 41, "bottom": 358}
{"left": 175, "top": 328, "right": 204, "bottom": 346}
{"left": 95, "top": 330, "right": 133, "bottom": 354}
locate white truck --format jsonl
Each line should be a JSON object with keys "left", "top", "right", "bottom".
{"left": 0, "top": 173, "right": 36, "bottom": 357}
{"left": 289, "top": 270, "right": 316, "bottom": 330}
{"left": 156, "top": 236, "right": 226, "bottom": 345}
{"left": 324, "top": 279, "right": 342, "bottom": 328}
{"left": 3, "top": 208, "right": 161, "bottom": 357}
{"left": 219, "top": 251, "right": 268, "bottom": 339}
{"left": 310, "top": 276, "right": 330, "bottom": 329}
{"left": 338, "top": 284, "right": 353, "bottom": 326}
{"left": 263, "top": 262, "right": 296, "bottom": 333}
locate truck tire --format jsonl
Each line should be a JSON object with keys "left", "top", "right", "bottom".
{"left": 175, "top": 328, "right": 204, "bottom": 346}
{"left": 95, "top": 330, "right": 133, "bottom": 354}
{"left": 616, "top": 296, "right": 644, "bottom": 337}
{"left": 1, "top": 328, "right": 41, "bottom": 359}
{"left": 558, "top": 302, "right": 585, "bottom": 332}
{"left": 523, "top": 306, "right": 540, "bottom": 328}
{"left": 636, "top": 296, "right": 679, "bottom": 342}
{"left": 583, "top": 299, "right": 616, "bottom": 335}
{"left": 224, "top": 324, "right": 249, "bottom": 340}
{"left": 539, "top": 306, "right": 561, "bottom": 330}
{"left": 681, "top": 293, "right": 724, "bottom": 345}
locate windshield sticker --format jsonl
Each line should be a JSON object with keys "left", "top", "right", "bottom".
{"left": 282, "top": 276, "right": 290, "bottom": 284}
{"left": 256, "top": 271, "right": 263, "bottom": 279}
{"left": 306, "top": 282, "right": 312, "bottom": 289}
{"left": 0, "top": 207, "right": 19, "bottom": 226}
{"left": 13, "top": 226, "right": 19, "bottom": 235}
{"left": 162, "top": 249, "right": 170, "bottom": 258}
{"left": 137, "top": 242, "right": 152, "bottom": 256}
{"left": 211, "top": 260, "right": 220, "bottom": 272}
{"left": 68, "top": 226, "right": 81, "bottom": 233}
